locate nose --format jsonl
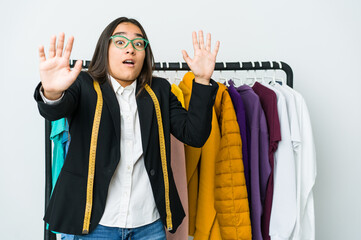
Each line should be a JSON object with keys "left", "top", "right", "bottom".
{"left": 125, "top": 43, "right": 135, "bottom": 55}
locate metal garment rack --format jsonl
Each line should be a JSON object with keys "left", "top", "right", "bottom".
{"left": 44, "top": 60, "right": 293, "bottom": 240}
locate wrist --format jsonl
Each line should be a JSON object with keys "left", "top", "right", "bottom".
{"left": 194, "top": 77, "right": 210, "bottom": 85}
{"left": 42, "top": 88, "right": 63, "bottom": 100}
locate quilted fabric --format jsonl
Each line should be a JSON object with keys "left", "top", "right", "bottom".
{"left": 213, "top": 82, "right": 252, "bottom": 240}
{"left": 180, "top": 72, "right": 252, "bottom": 240}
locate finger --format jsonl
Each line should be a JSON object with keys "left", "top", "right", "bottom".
{"left": 199, "top": 30, "right": 205, "bottom": 49}
{"left": 38, "top": 45, "right": 46, "bottom": 62}
{"left": 212, "top": 41, "right": 220, "bottom": 57}
{"left": 56, "top": 32, "right": 65, "bottom": 57}
{"left": 63, "top": 36, "right": 74, "bottom": 59}
{"left": 192, "top": 31, "right": 199, "bottom": 52}
{"left": 205, "top": 33, "right": 211, "bottom": 51}
{"left": 182, "top": 50, "right": 192, "bottom": 67}
{"left": 70, "top": 60, "right": 82, "bottom": 79}
{"left": 48, "top": 35, "right": 56, "bottom": 58}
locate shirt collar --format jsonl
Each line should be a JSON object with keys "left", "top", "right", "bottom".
{"left": 109, "top": 75, "right": 137, "bottom": 95}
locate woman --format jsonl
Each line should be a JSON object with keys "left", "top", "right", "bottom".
{"left": 35, "top": 17, "right": 220, "bottom": 240}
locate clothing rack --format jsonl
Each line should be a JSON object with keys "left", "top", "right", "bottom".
{"left": 44, "top": 60, "right": 293, "bottom": 240}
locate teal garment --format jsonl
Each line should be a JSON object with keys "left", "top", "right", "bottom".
{"left": 50, "top": 118, "right": 70, "bottom": 193}
{"left": 47, "top": 118, "right": 70, "bottom": 234}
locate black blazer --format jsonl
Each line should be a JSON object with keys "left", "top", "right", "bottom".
{"left": 34, "top": 71, "right": 218, "bottom": 235}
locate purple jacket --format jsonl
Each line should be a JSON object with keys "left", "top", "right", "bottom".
{"left": 227, "top": 81, "right": 250, "bottom": 197}
{"left": 236, "top": 83, "right": 271, "bottom": 240}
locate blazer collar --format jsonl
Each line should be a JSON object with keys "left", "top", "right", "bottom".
{"left": 136, "top": 82, "right": 154, "bottom": 155}
{"left": 100, "top": 80, "right": 120, "bottom": 143}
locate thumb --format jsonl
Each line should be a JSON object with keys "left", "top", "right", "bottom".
{"left": 182, "top": 50, "right": 192, "bottom": 67}
{"left": 70, "top": 60, "right": 83, "bottom": 79}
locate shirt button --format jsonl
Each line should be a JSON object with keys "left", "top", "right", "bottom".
{"left": 150, "top": 169, "right": 155, "bottom": 176}
{"left": 127, "top": 165, "right": 131, "bottom": 170}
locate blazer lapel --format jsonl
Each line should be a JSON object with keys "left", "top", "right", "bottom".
{"left": 136, "top": 84, "right": 154, "bottom": 155}
{"left": 100, "top": 80, "right": 120, "bottom": 142}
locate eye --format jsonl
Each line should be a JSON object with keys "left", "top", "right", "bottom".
{"left": 134, "top": 41, "right": 144, "bottom": 47}
{"left": 115, "top": 40, "right": 125, "bottom": 45}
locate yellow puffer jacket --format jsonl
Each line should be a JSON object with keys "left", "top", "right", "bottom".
{"left": 213, "top": 82, "right": 252, "bottom": 240}
{"left": 179, "top": 73, "right": 222, "bottom": 240}
{"left": 180, "top": 72, "right": 252, "bottom": 240}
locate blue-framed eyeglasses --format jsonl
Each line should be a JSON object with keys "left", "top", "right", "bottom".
{"left": 109, "top": 35, "right": 149, "bottom": 51}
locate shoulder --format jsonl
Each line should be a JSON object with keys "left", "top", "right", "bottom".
{"left": 67, "top": 71, "right": 96, "bottom": 90}
{"left": 77, "top": 71, "right": 94, "bottom": 84}
{"left": 151, "top": 76, "right": 171, "bottom": 89}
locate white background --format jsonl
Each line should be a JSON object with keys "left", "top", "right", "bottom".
{"left": 1, "top": 0, "right": 360, "bottom": 239}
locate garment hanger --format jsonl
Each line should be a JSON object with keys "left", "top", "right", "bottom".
{"left": 256, "top": 61, "right": 265, "bottom": 84}
{"left": 275, "top": 61, "right": 285, "bottom": 85}
{"left": 263, "top": 62, "right": 277, "bottom": 86}
{"left": 162, "top": 62, "right": 171, "bottom": 83}
{"left": 244, "top": 62, "right": 258, "bottom": 87}
{"left": 174, "top": 62, "right": 182, "bottom": 86}
{"left": 263, "top": 75, "right": 276, "bottom": 86}
{"left": 275, "top": 76, "right": 285, "bottom": 86}
{"left": 219, "top": 62, "right": 228, "bottom": 86}
{"left": 231, "top": 62, "right": 243, "bottom": 86}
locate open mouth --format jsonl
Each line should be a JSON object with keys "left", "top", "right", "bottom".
{"left": 123, "top": 60, "right": 135, "bottom": 66}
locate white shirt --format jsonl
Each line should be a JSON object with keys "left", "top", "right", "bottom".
{"left": 274, "top": 83, "right": 301, "bottom": 151}
{"left": 40, "top": 77, "right": 160, "bottom": 228}
{"left": 284, "top": 85, "right": 316, "bottom": 240}
{"left": 261, "top": 83, "right": 297, "bottom": 240}
{"left": 99, "top": 76, "right": 160, "bottom": 228}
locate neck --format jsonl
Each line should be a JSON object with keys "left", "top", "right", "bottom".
{"left": 116, "top": 79, "right": 136, "bottom": 87}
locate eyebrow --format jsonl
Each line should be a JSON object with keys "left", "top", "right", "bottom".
{"left": 113, "top": 32, "right": 144, "bottom": 38}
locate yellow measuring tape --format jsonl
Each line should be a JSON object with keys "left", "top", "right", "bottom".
{"left": 82, "top": 80, "right": 103, "bottom": 234}
{"left": 81, "top": 82, "right": 172, "bottom": 233}
{"left": 144, "top": 84, "right": 173, "bottom": 231}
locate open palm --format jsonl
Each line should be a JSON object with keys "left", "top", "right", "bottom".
{"left": 38, "top": 33, "right": 82, "bottom": 99}
{"left": 182, "top": 31, "right": 220, "bottom": 85}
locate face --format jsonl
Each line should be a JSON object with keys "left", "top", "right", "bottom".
{"left": 108, "top": 22, "right": 146, "bottom": 87}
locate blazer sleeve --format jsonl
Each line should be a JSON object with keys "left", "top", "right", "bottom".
{"left": 33, "top": 73, "right": 83, "bottom": 121}
{"left": 169, "top": 79, "right": 218, "bottom": 148}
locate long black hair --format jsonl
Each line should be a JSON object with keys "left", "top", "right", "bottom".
{"left": 88, "top": 17, "right": 154, "bottom": 95}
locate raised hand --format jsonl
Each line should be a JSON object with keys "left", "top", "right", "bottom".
{"left": 182, "top": 31, "right": 220, "bottom": 85}
{"left": 38, "top": 33, "right": 83, "bottom": 100}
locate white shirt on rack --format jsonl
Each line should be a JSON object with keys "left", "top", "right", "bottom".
{"left": 39, "top": 76, "right": 160, "bottom": 228}
{"left": 274, "top": 83, "right": 301, "bottom": 151}
{"left": 261, "top": 82, "right": 297, "bottom": 240}
{"left": 284, "top": 85, "right": 316, "bottom": 240}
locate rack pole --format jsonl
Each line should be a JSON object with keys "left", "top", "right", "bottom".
{"left": 44, "top": 120, "right": 56, "bottom": 240}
